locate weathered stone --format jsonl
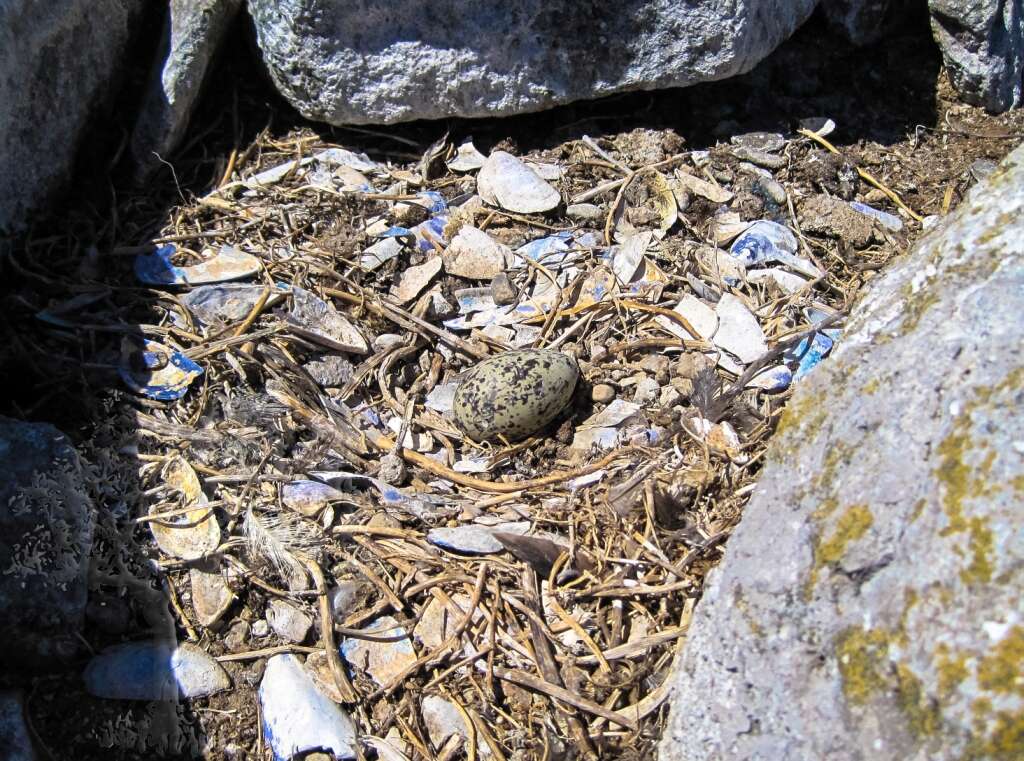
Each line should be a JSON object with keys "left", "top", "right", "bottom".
{"left": 0, "top": 418, "right": 94, "bottom": 675}
{"left": 800, "top": 194, "right": 878, "bottom": 248}
{"left": 659, "top": 144, "right": 1024, "bottom": 759}
{"left": 248, "top": 0, "right": 817, "bottom": 125}
{"left": 930, "top": 1, "right": 1023, "bottom": 112}
{"left": 266, "top": 599, "right": 313, "bottom": 643}
{"left": 0, "top": 1, "right": 142, "bottom": 232}
{"left": 132, "top": 0, "right": 242, "bottom": 173}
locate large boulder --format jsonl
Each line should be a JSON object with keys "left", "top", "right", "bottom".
{"left": 659, "top": 143, "right": 1024, "bottom": 760}
{"left": 247, "top": 0, "right": 818, "bottom": 125}
{"left": 0, "top": 0, "right": 142, "bottom": 233}
{"left": 929, "top": 0, "right": 1023, "bottom": 112}
{"left": 0, "top": 418, "right": 95, "bottom": 675}
{"left": 131, "top": 0, "right": 242, "bottom": 173}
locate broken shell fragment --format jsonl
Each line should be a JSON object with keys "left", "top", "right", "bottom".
{"left": 119, "top": 337, "right": 203, "bottom": 401}
{"left": 260, "top": 654, "right": 357, "bottom": 761}
{"left": 190, "top": 561, "right": 235, "bottom": 627}
{"left": 135, "top": 244, "right": 261, "bottom": 286}
{"left": 427, "top": 521, "right": 530, "bottom": 555}
{"left": 150, "top": 457, "right": 221, "bottom": 560}
{"left": 181, "top": 283, "right": 287, "bottom": 325}
{"left": 447, "top": 139, "right": 486, "bottom": 172}
{"left": 477, "top": 151, "right": 560, "bottom": 213}
{"left": 287, "top": 287, "right": 369, "bottom": 354}
{"left": 452, "top": 349, "right": 579, "bottom": 442}
{"left": 340, "top": 617, "right": 416, "bottom": 687}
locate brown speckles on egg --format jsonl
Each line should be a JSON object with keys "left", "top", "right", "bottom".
{"left": 452, "top": 349, "right": 579, "bottom": 442}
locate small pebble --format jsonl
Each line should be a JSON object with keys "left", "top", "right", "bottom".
{"left": 373, "top": 333, "right": 405, "bottom": 352}
{"left": 330, "top": 582, "right": 362, "bottom": 621}
{"left": 755, "top": 176, "right": 788, "bottom": 206}
{"left": 490, "top": 272, "right": 518, "bottom": 305}
{"left": 225, "top": 621, "right": 249, "bottom": 651}
{"left": 660, "top": 385, "right": 682, "bottom": 408}
{"left": 633, "top": 377, "right": 661, "bottom": 406}
{"left": 674, "top": 353, "right": 713, "bottom": 380}
{"left": 732, "top": 145, "right": 786, "bottom": 170}
{"left": 671, "top": 377, "right": 695, "bottom": 397}
{"left": 566, "top": 203, "right": 604, "bottom": 220}
{"left": 731, "top": 131, "right": 786, "bottom": 153}
{"left": 970, "top": 158, "right": 997, "bottom": 182}
{"left": 251, "top": 620, "right": 270, "bottom": 638}
{"left": 266, "top": 600, "right": 313, "bottom": 644}
{"left": 591, "top": 384, "right": 616, "bottom": 403}
{"left": 378, "top": 452, "right": 407, "bottom": 485}
{"left": 303, "top": 355, "right": 354, "bottom": 387}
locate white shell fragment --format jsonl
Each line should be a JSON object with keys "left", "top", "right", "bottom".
{"left": 84, "top": 641, "right": 230, "bottom": 700}
{"left": 414, "top": 594, "right": 482, "bottom": 650}
{"left": 150, "top": 457, "right": 220, "bottom": 561}
{"left": 181, "top": 284, "right": 287, "bottom": 325}
{"left": 287, "top": 287, "right": 369, "bottom": 354}
{"left": 447, "top": 139, "right": 487, "bottom": 172}
{"left": 135, "top": 244, "right": 262, "bottom": 286}
{"left": 282, "top": 480, "right": 350, "bottom": 517}
{"left": 427, "top": 521, "right": 530, "bottom": 555}
{"left": 477, "top": 151, "right": 561, "bottom": 213}
{"left": 190, "top": 562, "right": 235, "bottom": 626}
{"left": 260, "top": 654, "right": 358, "bottom": 761}
{"left": 421, "top": 695, "right": 489, "bottom": 756}
{"left": 612, "top": 232, "right": 653, "bottom": 285}
{"left": 850, "top": 201, "right": 904, "bottom": 232}
{"left": 673, "top": 169, "right": 734, "bottom": 204}
{"left": 340, "top": 617, "right": 416, "bottom": 686}
{"left": 728, "top": 220, "right": 821, "bottom": 278}
{"left": 713, "top": 294, "right": 768, "bottom": 367}
{"left": 425, "top": 382, "right": 459, "bottom": 414}
{"left": 656, "top": 294, "right": 717, "bottom": 340}
{"left": 747, "top": 268, "right": 810, "bottom": 294}
{"left": 395, "top": 257, "right": 443, "bottom": 302}
{"left": 443, "top": 226, "right": 512, "bottom": 279}
{"left": 747, "top": 364, "right": 793, "bottom": 393}
{"left": 119, "top": 337, "right": 203, "bottom": 401}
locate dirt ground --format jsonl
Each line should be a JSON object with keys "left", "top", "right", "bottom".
{"left": 3, "top": 10, "right": 1023, "bottom": 761}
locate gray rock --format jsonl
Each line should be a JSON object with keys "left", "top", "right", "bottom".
{"left": 591, "top": 384, "right": 616, "bottom": 404}
{"left": 0, "top": 691, "right": 36, "bottom": 761}
{"left": 266, "top": 599, "right": 313, "bottom": 643}
{"left": 730, "top": 132, "right": 786, "bottom": 153}
{"left": 659, "top": 143, "right": 1024, "bottom": 760}
{"left": 248, "top": 0, "right": 817, "bottom": 125}
{"left": 566, "top": 203, "right": 604, "bottom": 221}
{"left": 490, "top": 272, "right": 518, "bottom": 306}
{"left": 0, "top": 418, "right": 94, "bottom": 675}
{"left": 132, "top": 0, "right": 242, "bottom": 172}
{"left": 929, "top": 0, "right": 1023, "bottom": 112}
{"left": 732, "top": 145, "right": 787, "bottom": 170}
{"left": 0, "top": 1, "right": 142, "bottom": 232}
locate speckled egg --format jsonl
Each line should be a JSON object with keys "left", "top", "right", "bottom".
{"left": 452, "top": 349, "right": 579, "bottom": 442}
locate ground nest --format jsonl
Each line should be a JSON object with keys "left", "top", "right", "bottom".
{"left": 3, "top": 21, "right": 1023, "bottom": 761}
